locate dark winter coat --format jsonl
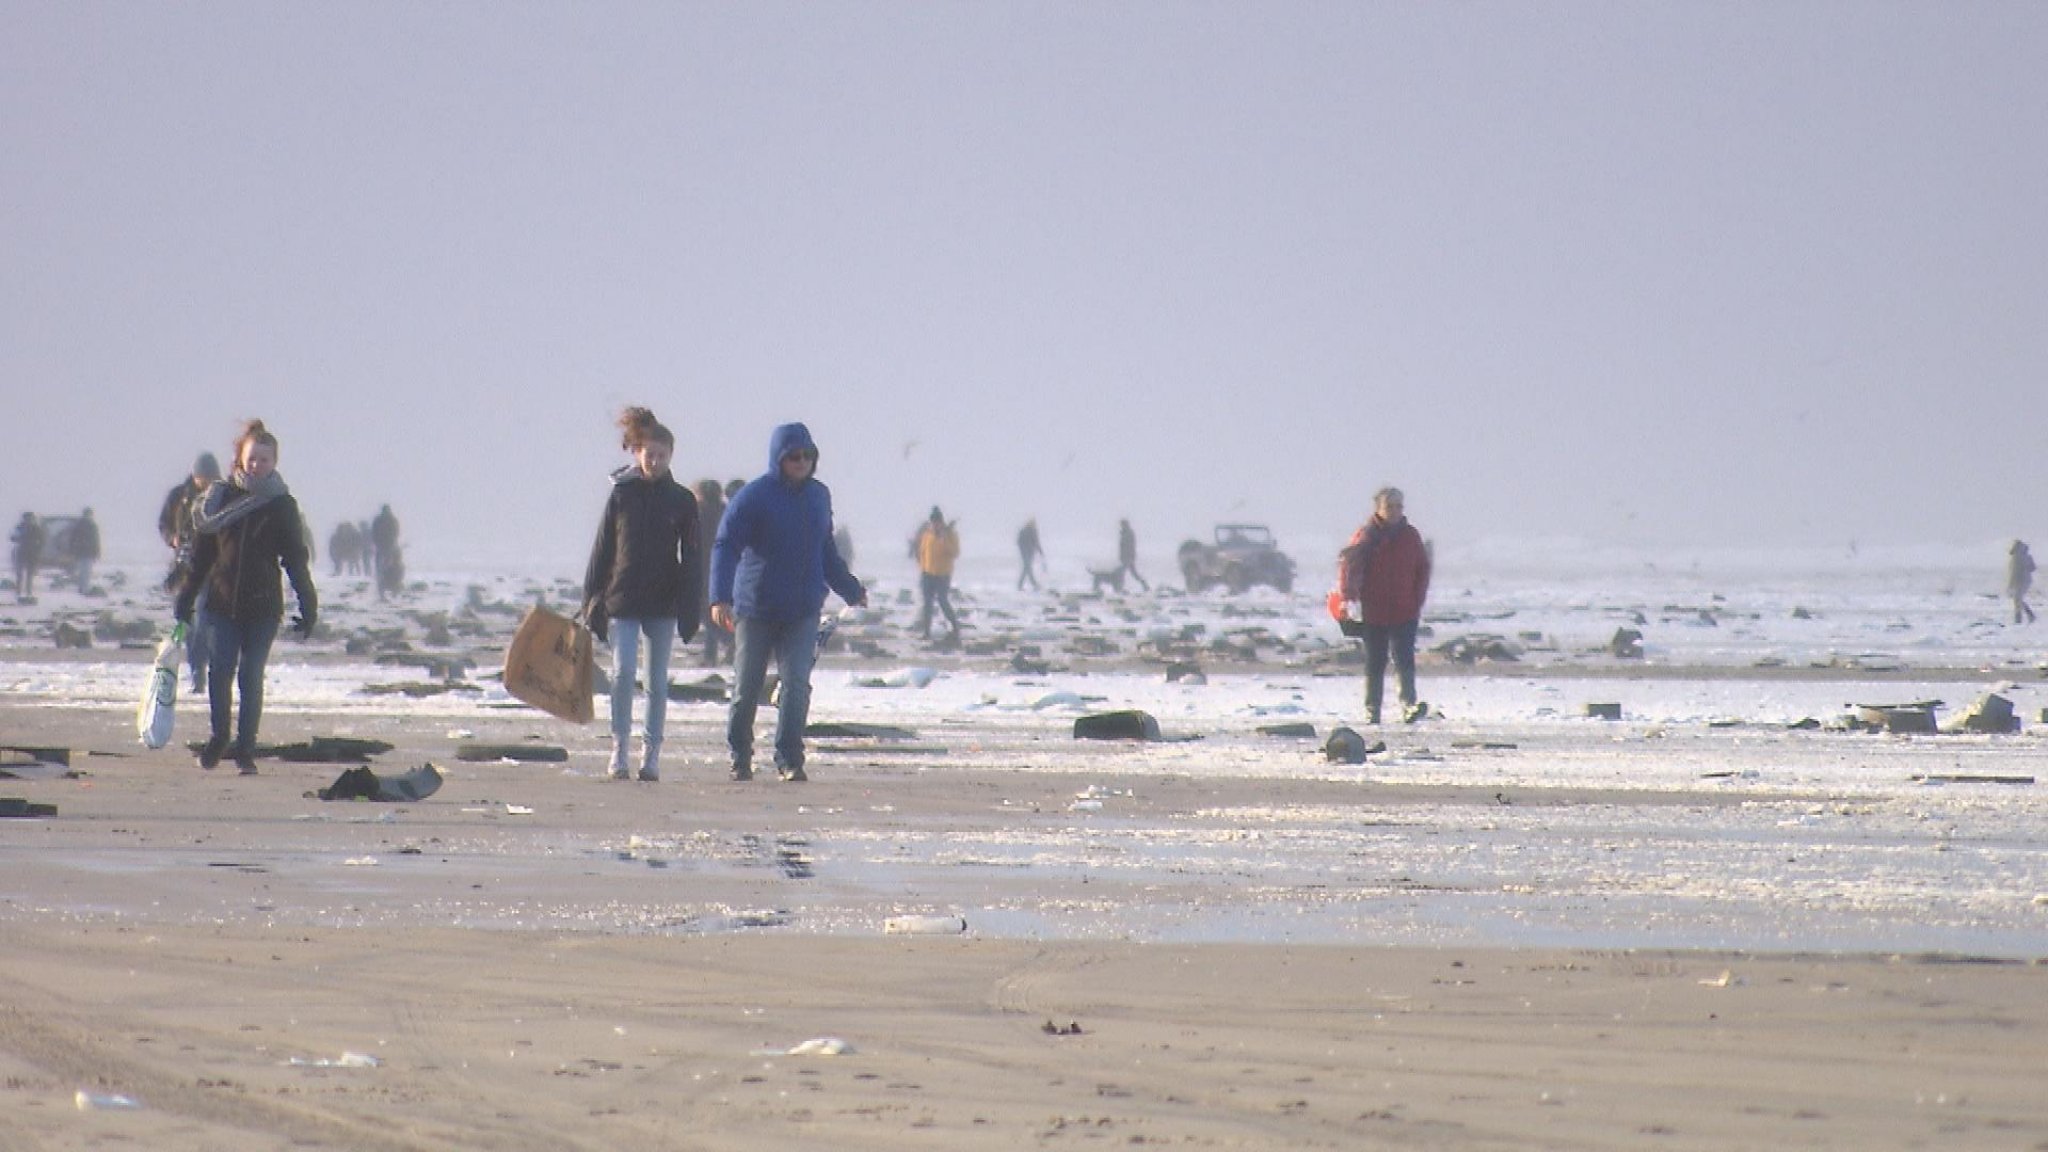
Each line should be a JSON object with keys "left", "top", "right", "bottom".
{"left": 1340, "top": 516, "right": 1431, "bottom": 627}
{"left": 175, "top": 490, "right": 318, "bottom": 626}
{"left": 583, "top": 467, "right": 701, "bottom": 640}
{"left": 711, "top": 423, "right": 864, "bottom": 623}
{"left": 160, "top": 479, "right": 205, "bottom": 548}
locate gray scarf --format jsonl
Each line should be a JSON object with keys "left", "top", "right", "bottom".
{"left": 192, "top": 471, "right": 290, "bottom": 536}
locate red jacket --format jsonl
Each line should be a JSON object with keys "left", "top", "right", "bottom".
{"left": 1340, "top": 517, "right": 1430, "bottom": 626}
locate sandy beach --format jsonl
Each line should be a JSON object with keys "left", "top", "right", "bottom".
{"left": 4, "top": 663, "right": 2046, "bottom": 1151}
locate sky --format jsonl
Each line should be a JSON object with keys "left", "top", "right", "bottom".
{"left": 4, "top": 2, "right": 2044, "bottom": 574}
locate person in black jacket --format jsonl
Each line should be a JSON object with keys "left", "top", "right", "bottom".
{"left": 174, "top": 420, "right": 318, "bottom": 775}
{"left": 583, "top": 407, "right": 701, "bottom": 782}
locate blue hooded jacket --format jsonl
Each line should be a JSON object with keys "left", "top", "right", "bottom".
{"left": 710, "top": 423, "right": 864, "bottom": 622}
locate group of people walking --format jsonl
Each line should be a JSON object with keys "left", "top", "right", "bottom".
{"left": 583, "top": 409, "right": 865, "bottom": 785}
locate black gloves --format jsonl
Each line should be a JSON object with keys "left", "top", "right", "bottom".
{"left": 292, "top": 610, "right": 316, "bottom": 640}
{"left": 581, "top": 599, "right": 609, "bottom": 643}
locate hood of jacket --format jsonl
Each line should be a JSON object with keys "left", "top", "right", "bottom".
{"left": 767, "top": 423, "right": 819, "bottom": 477}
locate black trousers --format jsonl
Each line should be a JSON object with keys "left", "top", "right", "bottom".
{"left": 1363, "top": 620, "right": 1419, "bottom": 716}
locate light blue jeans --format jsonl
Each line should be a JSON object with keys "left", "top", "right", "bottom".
{"left": 609, "top": 617, "right": 675, "bottom": 768}
{"left": 727, "top": 613, "right": 820, "bottom": 772}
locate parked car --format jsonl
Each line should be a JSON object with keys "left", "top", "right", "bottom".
{"left": 1178, "top": 523, "right": 1296, "bottom": 593}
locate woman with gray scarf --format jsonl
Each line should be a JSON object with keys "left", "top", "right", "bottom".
{"left": 174, "top": 419, "right": 318, "bottom": 775}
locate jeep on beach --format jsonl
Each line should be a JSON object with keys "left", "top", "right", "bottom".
{"left": 1178, "top": 523, "right": 1296, "bottom": 593}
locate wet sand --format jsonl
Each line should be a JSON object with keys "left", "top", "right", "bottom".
{"left": 3, "top": 693, "right": 2046, "bottom": 1150}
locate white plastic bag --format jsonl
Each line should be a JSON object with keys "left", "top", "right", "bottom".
{"left": 137, "top": 624, "right": 185, "bottom": 749}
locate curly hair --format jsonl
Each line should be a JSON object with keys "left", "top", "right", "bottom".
{"left": 618, "top": 406, "right": 674, "bottom": 450}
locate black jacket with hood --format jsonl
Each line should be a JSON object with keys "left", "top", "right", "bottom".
{"left": 583, "top": 466, "right": 701, "bottom": 641}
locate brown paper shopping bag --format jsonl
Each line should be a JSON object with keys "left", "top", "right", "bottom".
{"left": 502, "top": 604, "right": 596, "bottom": 723}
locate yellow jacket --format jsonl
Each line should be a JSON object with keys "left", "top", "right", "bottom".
{"left": 917, "top": 523, "right": 960, "bottom": 577}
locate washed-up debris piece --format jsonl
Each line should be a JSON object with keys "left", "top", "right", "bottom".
{"left": 1073, "top": 710, "right": 1159, "bottom": 741}
{"left": 286, "top": 1051, "right": 382, "bottom": 1068}
{"left": 1951, "top": 692, "right": 2020, "bottom": 734}
{"left": 1912, "top": 773, "right": 2034, "bottom": 786}
{"left": 1041, "top": 1020, "right": 1085, "bottom": 1036}
{"left": 1258, "top": 722, "right": 1317, "bottom": 739}
{"left": 253, "top": 736, "right": 396, "bottom": 763}
{"left": 1323, "top": 727, "right": 1383, "bottom": 763}
{"left": 456, "top": 742, "right": 568, "bottom": 762}
{"left": 315, "top": 763, "right": 445, "bottom": 802}
{"left": 806, "top": 722, "right": 916, "bottom": 740}
{"left": 1585, "top": 702, "right": 1622, "bottom": 721}
{"left": 0, "top": 797, "right": 59, "bottom": 818}
{"left": 884, "top": 914, "right": 967, "bottom": 935}
{"left": 1852, "top": 701, "right": 1941, "bottom": 734}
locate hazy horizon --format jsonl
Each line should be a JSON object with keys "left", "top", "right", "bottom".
{"left": 6, "top": 4, "right": 2044, "bottom": 575}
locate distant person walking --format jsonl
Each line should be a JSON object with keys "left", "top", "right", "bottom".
{"left": 582, "top": 407, "right": 700, "bottom": 782}
{"left": 710, "top": 423, "right": 867, "bottom": 782}
{"left": 174, "top": 419, "right": 318, "bottom": 774}
{"left": 9, "top": 512, "right": 45, "bottom": 601}
{"left": 160, "top": 452, "right": 223, "bottom": 689}
{"left": 1117, "top": 518, "right": 1150, "bottom": 591}
{"left": 694, "top": 478, "right": 729, "bottom": 667}
{"left": 67, "top": 508, "right": 101, "bottom": 590}
{"left": 1016, "top": 518, "right": 1045, "bottom": 590}
{"left": 159, "top": 452, "right": 221, "bottom": 556}
{"left": 2009, "top": 540, "right": 2037, "bottom": 625}
{"left": 328, "top": 521, "right": 362, "bottom": 577}
{"left": 913, "top": 506, "right": 962, "bottom": 640}
{"left": 1339, "top": 487, "right": 1432, "bottom": 725}
{"left": 370, "top": 504, "right": 403, "bottom": 598}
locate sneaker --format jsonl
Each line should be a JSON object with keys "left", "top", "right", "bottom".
{"left": 637, "top": 769, "right": 659, "bottom": 783}
{"left": 1364, "top": 710, "right": 1381, "bottom": 727}
{"left": 777, "top": 764, "right": 807, "bottom": 783}
{"left": 730, "top": 763, "right": 753, "bottom": 782}
{"left": 234, "top": 754, "right": 259, "bottom": 776}
{"left": 607, "top": 747, "right": 630, "bottom": 781}
{"left": 1403, "top": 701, "right": 1429, "bottom": 724}
{"left": 196, "top": 736, "right": 227, "bottom": 770}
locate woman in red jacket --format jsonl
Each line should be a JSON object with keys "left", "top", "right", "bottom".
{"left": 1340, "top": 487, "right": 1431, "bottom": 725}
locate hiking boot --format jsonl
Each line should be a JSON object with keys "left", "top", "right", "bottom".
{"left": 638, "top": 746, "right": 660, "bottom": 783}
{"left": 778, "top": 764, "right": 807, "bottom": 783}
{"left": 196, "top": 736, "right": 227, "bottom": 771}
{"left": 1364, "top": 709, "right": 1381, "bottom": 727}
{"left": 1402, "top": 701, "right": 1429, "bottom": 724}
{"left": 607, "top": 745, "right": 630, "bottom": 781}
{"left": 233, "top": 752, "right": 259, "bottom": 776}
{"left": 730, "top": 762, "right": 753, "bottom": 782}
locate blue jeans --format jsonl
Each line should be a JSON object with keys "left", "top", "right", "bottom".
{"left": 186, "top": 587, "right": 212, "bottom": 688}
{"left": 728, "top": 613, "right": 819, "bottom": 771}
{"left": 609, "top": 617, "right": 676, "bottom": 754}
{"left": 202, "top": 609, "right": 279, "bottom": 754}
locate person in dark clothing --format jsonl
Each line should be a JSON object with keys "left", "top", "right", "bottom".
{"left": 160, "top": 452, "right": 222, "bottom": 689}
{"left": 694, "top": 478, "right": 728, "bottom": 666}
{"left": 10, "top": 512, "right": 45, "bottom": 601}
{"left": 2010, "top": 540, "right": 2037, "bottom": 625}
{"left": 710, "top": 423, "right": 866, "bottom": 782}
{"left": 1016, "top": 518, "right": 1045, "bottom": 590}
{"left": 159, "top": 452, "right": 221, "bottom": 552}
{"left": 1338, "top": 487, "right": 1432, "bottom": 725}
{"left": 583, "top": 408, "right": 701, "bottom": 782}
{"left": 370, "top": 504, "right": 402, "bottom": 599}
{"left": 174, "top": 420, "right": 318, "bottom": 774}
{"left": 328, "top": 521, "right": 361, "bottom": 577}
{"left": 1117, "top": 518, "right": 1150, "bottom": 591}
{"left": 67, "top": 508, "right": 101, "bottom": 590}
